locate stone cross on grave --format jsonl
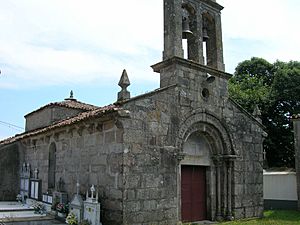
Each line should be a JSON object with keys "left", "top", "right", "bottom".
{"left": 76, "top": 182, "right": 80, "bottom": 195}
{"left": 86, "top": 184, "right": 98, "bottom": 203}
{"left": 90, "top": 185, "right": 95, "bottom": 199}
{"left": 33, "top": 168, "right": 39, "bottom": 179}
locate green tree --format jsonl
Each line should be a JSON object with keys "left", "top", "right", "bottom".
{"left": 229, "top": 57, "right": 300, "bottom": 168}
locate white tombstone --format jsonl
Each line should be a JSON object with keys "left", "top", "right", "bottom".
{"left": 30, "top": 168, "right": 42, "bottom": 200}
{"left": 20, "top": 162, "right": 31, "bottom": 202}
{"left": 83, "top": 185, "right": 102, "bottom": 225}
{"left": 70, "top": 182, "right": 84, "bottom": 222}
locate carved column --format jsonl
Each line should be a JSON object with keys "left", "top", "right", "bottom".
{"left": 223, "top": 160, "right": 227, "bottom": 216}
{"left": 215, "top": 156, "right": 223, "bottom": 221}
{"left": 226, "top": 159, "right": 233, "bottom": 220}
{"left": 223, "top": 155, "right": 237, "bottom": 221}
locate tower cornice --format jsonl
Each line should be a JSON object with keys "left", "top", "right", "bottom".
{"left": 151, "top": 57, "right": 232, "bottom": 80}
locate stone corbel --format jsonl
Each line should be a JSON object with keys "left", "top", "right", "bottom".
{"left": 45, "top": 135, "right": 51, "bottom": 144}
{"left": 32, "top": 139, "right": 37, "bottom": 149}
{"left": 114, "top": 119, "right": 124, "bottom": 129}
{"left": 21, "top": 139, "right": 30, "bottom": 147}
{"left": 66, "top": 127, "right": 74, "bottom": 138}
{"left": 54, "top": 132, "right": 60, "bottom": 141}
{"left": 117, "top": 109, "right": 131, "bottom": 118}
{"left": 75, "top": 125, "right": 85, "bottom": 136}
{"left": 96, "top": 123, "right": 103, "bottom": 132}
{"left": 87, "top": 123, "right": 95, "bottom": 134}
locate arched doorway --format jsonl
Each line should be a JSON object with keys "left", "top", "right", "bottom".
{"left": 181, "top": 132, "right": 211, "bottom": 222}
{"left": 48, "top": 142, "right": 56, "bottom": 191}
{"left": 177, "top": 111, "right": 236, "bottom": 222}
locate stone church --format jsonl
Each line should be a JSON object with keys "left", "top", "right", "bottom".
{"left": 0, "top": 0, "right": 266, "bottom": 224}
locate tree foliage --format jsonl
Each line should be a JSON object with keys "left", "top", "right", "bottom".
{"left": 229, "top": 57, "right": 300, "bottom": 168}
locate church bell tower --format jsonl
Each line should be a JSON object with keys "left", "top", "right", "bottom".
{"left": 152, "top": 0, "right": 228, "bottom": 88}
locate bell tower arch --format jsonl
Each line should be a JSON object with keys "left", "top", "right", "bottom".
{"left": 162, "top": 0, "right": 225, "bottom": 70}
{"left": 153, "top": 0, "right": 229, "bottom": 90}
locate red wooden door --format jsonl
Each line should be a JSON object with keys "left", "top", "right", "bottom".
{"left": 181, "top": 165, "right": 207, "bottom": 222}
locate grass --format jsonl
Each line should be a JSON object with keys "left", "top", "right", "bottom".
{"left": 219, "top": 210, "right": 300, "bottom": 225}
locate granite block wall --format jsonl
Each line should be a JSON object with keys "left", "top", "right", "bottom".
{"left": 18, "top": 116, "right": 125, "bottom": 225}
{"left": 121, "top": 88, "right": 180, "bottom": 225}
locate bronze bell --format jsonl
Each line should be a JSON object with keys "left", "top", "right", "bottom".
{"left": 203, "top": 27, "right": 209, "bottom": 42}
{"left": 206, "top": 73, "right": 215, "bottom": 83}
{"left": 182, "top": 17, "right": 193, "bottom": 39}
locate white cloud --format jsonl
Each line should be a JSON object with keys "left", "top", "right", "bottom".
{"left": 0, "top": 0, "right": 299, "bottom": 88}
{"left": 219, "top": 0, "right": 300, "bottom": 69}
{"left": 0, "top": 0, "right": 162, "bottom": 89}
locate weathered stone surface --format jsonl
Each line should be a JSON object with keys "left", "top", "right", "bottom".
{"left": 0, "top": 0, "right": 265, "bottom": 224}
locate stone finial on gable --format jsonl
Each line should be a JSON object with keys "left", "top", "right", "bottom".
{"left": 253, "top": 105, "right": 262, "bottom": 122}
{"left": 117, "top": 69, "right": 131, "bottom": 101}
{"left": 65, "top": 90, "right": 76, "bottom": 101}
{"left": 253, "top": 105, "right": 261, "bottom": 117}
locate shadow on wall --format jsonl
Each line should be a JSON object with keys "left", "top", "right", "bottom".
{"left": 0, "top": 143, "right": 20, "bottom": 201}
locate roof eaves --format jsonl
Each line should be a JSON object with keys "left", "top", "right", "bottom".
{"left": 24, "top": 100, "right": 99, "bottom": 118}
{"left": 1, "top": 105, "right": 120, "bottom": 146}
{"left": 115, "top": 84, "right": 177, "bottom": 105}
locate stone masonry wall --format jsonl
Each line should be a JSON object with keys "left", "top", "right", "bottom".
{"left": 20, "top": 115, "right": 124, "bottom": 225}
{"left": 120, "top": 60, "right": 264, "bottom": 223}
{"left": 25, "top": 106, "right": 83, "bottom": 131}
{"left": 225, "top": 101, "right": 264, "bottom": 219}
{"left": 167, "top": 62, "right": 264, "bottom": 220}
{"left": 121, "top": 87, "right": 180, "bottom": 225}
{"left": 0, "top": 143, "right": 20, "bottom": 200}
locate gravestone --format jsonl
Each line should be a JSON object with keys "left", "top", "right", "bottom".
{"left": 83, "top": 185, "right": 102, "bottom": 225}
{"left": 53, "top": 177, "right": 68, "bottom": 205}
{"left": 29, "top": 168, "right": 42, "bottom": 200}
{"left": 70, "top": 182, "right": 84, "bottom": 222}
{"left": 42, "top": 192, "right": 53, "bottom": 204}
{"left": 20, "top": 162, "right": 30, "bottom": 202}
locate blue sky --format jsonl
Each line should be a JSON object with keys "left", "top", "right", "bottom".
{"left": 0, "top": 0, "right": 299, "bottom": 139}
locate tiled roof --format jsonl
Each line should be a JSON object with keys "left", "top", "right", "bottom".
{"left": 0, "top": 104, "right": 121, "bottom": 146}
{"left": 25, "top": 99, "right": 99, "bottom": 117}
